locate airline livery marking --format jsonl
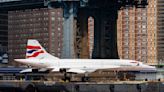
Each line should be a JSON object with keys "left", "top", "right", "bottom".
{"left": 130, "top": 61, "right": 137, "bottom": 63}
{"left": 27, "top": 46, "right": 41, "bottom": 49}
{"left": 26, "top": 45, "right": 44, "bottom": 58}
{"left": 27, "top": 50, "right": 37, "bottom": 54}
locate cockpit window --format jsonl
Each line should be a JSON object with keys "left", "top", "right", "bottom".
{"left": 137, "top": 63, "right": 140, "bottom": 66}
{"left": 137, "top": 62, "right": 143, "bottom": 66}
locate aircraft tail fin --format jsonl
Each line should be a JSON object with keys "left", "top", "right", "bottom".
{"left": 26, "top": 39, "right": 59, "bottom": 60}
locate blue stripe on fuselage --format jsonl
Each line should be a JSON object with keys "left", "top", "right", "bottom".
{"left": 27, "top": 50, "right": 37, "bottom": 54}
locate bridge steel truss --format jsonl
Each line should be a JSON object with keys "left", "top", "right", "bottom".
{"left": 0, "top": 0, "right": 148, "bottom": 59}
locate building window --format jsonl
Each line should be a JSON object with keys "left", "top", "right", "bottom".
{"left": 58, "top": 28, "right": 61, "bottom": 31}
{"left": 52, "top": 17, "right": 55, "bottom": 21}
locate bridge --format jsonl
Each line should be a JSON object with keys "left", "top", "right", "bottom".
{"left": 0, "top": 0, "right": 148, "bottom": 59}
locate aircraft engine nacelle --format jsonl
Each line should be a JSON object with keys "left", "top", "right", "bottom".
{"left": 32, "top": 69, "right": 38, "bottom": 73}
{"left": 20, "top": 68, "right": 48, "bottom": 73}
{"left": 59, "top": 69, "right": 66, "bottom": 73}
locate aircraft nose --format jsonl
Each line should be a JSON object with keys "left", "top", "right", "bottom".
{"left": 143, "top": 64, "right": 156, "bottom": 71}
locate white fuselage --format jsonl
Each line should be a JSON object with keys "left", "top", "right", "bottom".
{"left": 14, "top": 39, "right": 156, "bottom": 74}
{"left": 15, "top": 59, "right": 156, "bottom": 73}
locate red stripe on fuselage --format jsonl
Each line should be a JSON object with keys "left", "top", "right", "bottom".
{"left": 130, "top": 61, "right": 137, "bottom": 63}
{"left": 27, "top": 46, "right": 41, "bottom": 49}
{"left": 27, "top": 50, "right": 44, "bottom": 58}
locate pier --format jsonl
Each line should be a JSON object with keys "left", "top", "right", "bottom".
{"left": 0, "top": 80, "right": 163, "bottom": 92}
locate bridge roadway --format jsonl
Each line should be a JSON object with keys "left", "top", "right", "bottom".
{"left": 0, "top": 80, "right": 163, "bottom": 92}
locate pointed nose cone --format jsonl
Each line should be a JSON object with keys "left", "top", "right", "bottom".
{"left": 142, "top": 64, "right": 157, "bottom": 71}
